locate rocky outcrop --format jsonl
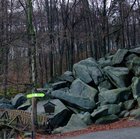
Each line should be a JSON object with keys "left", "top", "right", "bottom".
{"left": 73, "top": 58, "right": 104, "bottom": 85}
{"left": 51, "top": 79, "right": 98, "bottom": 111}
{"left": 14, "top": 47, "right": 140, "bottom": 134}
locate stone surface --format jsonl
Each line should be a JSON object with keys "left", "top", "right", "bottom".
{"left": 73, "top": 58, "right": 104, "bottom": 85}
{"left": 98, "top": 80, "right": 113, "bottom": 92}
{"left": 99, "top": 87, "right": 131, "bottom": 104}
{"left": 51, "top": 81, "right": 68, "bottom": 90}
{"left": 91, "top": 107, "right": 108, "bottom": 120}
{"left": 104, "top": 104, "right": 121, "bottom": 115}
{"left": 46, "top": 109, "right": 72, "bottom": 133}
{"left": 127, "top": 57, "right": 140, "bottom": 76}
{"left": 77, "top": 112, "right": 92, "bottom": 125}
{"left": 124, "top": 112, "right": 130, "bottom": 117}
{"left": 131, "top": 77, "right": 140, "bottom": 99}
{"left": 137, "top": 97, "right": 140, "bottom": 107}
{"left": 17, "top": 99, "right": 31, "bottom": 110}
{"left": 11, "top": 93, "right": 27, "bottom": 108}
{"left": 0, "top": 103, "right": 14, "bottom": 109}
{"left": 123, "top": 100, "right": 135, "bottom": 110}
{"left": 95, "top": 114, "right": 119, "bottom": 124}
{"left": 130, "top": 108, "right": 140, "bottom": 117}
{"left": 129, "top": 47, "right": 140, "bottom": 54}
{"left": 62, "top": 114, "right": 87, "bottom": 133}
{"left": 112, "top": 49, "right": 128, "bottom": 65}
{"left": 119, "top": 110, "right": 128, "bottom": 118}
{"left": 51, "top": 79, "right": 98, "bottom": 111}
{"left": 98, "top": 58, "right": 112, "bottom": 68}
{"left": 104, "top": 66, "right": 130, "bottom": 88}
{"left": 58, "top": 71, "right": 74, "bottom": 83}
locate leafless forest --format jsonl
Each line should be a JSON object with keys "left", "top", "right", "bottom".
{"left": 0, "top": 0, "right": 139, "bottom": 96}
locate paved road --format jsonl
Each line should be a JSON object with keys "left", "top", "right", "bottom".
{"left": 62, "top": 127, "right": 140, "bottom": 139}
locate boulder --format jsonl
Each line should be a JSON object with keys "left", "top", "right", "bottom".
{"left": 50, "top": 99, "right": 68, "bottom": 115}
{"left": 130, "top": 108, "right": 140, "bottom": 117}
{"left": 51, "top": 81, "right": 68, "bottom": 90}
{"left": 124, "top": 112, "right": 130, "bottom": 117}
{"left": 127, "top": 57, "right": 140, "bottom": 76}
{"left": 61, "top": 114, "right": 87, "bottom": 133}
{"left": 98, "top": 57, "right": 112, "bottom": 68}
{"left": 0, "top": 103, "right": 14, "bottom": 109}
{"left": 17, "top": 99, "right": 31, "bottom": 110}
{"left": 129, "top": 47, "right": 140, "bottom": 54}
{"left": 95, "top": 114, "right": 119, "bottom": 124}
{"left": 137, "top": 97, "right": 140, "bottom": 107}
{"left": 125, "top": 54, "right": 138, "bottom": 68}
{"left": 119, "top": 110, "right": 128, "bottom": 118}
{"left": 0, "top": 98, "right": 11, "bottom": 104}
{"left": 98, "top": 80, "right": 113, "bottom": 92}
{"left": 73, "top": 58, "right": 104, "bottom": 85}
{"left": 104, "top": 66, "right": 130, "bottom": 88}
{"left": 91, "top": 106, "right": 108, "bottom": 120}
{"left": 51, "top": 79, "right": 98, "bottom": 111}
{"left": 99, "top": 87, "right": 131, "bottom": 104}
{"left": 104, "top": 104, "right": 121, "bottom": 115}
{"left": 77, "top": 112, "right": 92, "bottom": 125}
{"left": 112, "top": 49, "right": 128, "bottom": 65}
{"left": 123, "top": 100, "right": 135, "bottom": 110}
{"left": 58, "top": 71, "right": 74, "bottom": 83}
{"left": 45, "top": 109, "right": 72, "bottom": 133}
{"left": 11, "top": 93, "right": 27, "bottom": 108}
{"left": 131, "top": 77, "right": 140, "bottom": 99}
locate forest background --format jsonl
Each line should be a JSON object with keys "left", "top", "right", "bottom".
{"left": 0, "top": 0, "right": 139, "bottom": 96}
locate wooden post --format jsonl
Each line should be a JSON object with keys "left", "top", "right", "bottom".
{"left": 27, "top": 0, "right": 37, "bottom": 139}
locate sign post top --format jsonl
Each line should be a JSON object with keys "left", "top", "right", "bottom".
{"left": 27, "top": 93, "right": 45, "bottom": 99}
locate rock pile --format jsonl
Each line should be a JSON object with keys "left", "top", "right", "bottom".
{"left": 46, "top": 48, "right": 140, "bottom": 133}
{"left": 2, "top": 47, "right": 140, "bottom": 134}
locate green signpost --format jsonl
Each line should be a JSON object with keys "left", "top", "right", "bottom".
{"left": 26, "top": 92, "right": 45, "bottom": 139}
{"left": 27, "top": 93, "right": 45, "bottom": 99}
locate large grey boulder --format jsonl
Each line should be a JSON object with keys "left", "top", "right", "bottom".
{"left": 104, "top": 66, "right": 130, "bottom": 88}
{"left": 73, "top": 58, "right": 104, "bottom": 85}
{"left": 61, "top": 114, "right": 87, "bottom": 133}
{"left": 131, "top": 77, "right": 140, "bottom": 99}
{"left": 51, "top": 79, "right": 98, "bottom": 111}
{"left": 112, "top": 49, "right": 128, "bottom": 65}
{"left": 11, "top": 93, "right": 27, "bottom": 108}
{"left": 95, "top": 114, "right": 119, "bottom": 124}
{"left": 99, "top": 87, "right": 131, "bottom": 104}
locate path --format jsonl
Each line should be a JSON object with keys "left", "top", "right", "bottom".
{"left": 62, "top": 127, "right": 140, "bottom": 139}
